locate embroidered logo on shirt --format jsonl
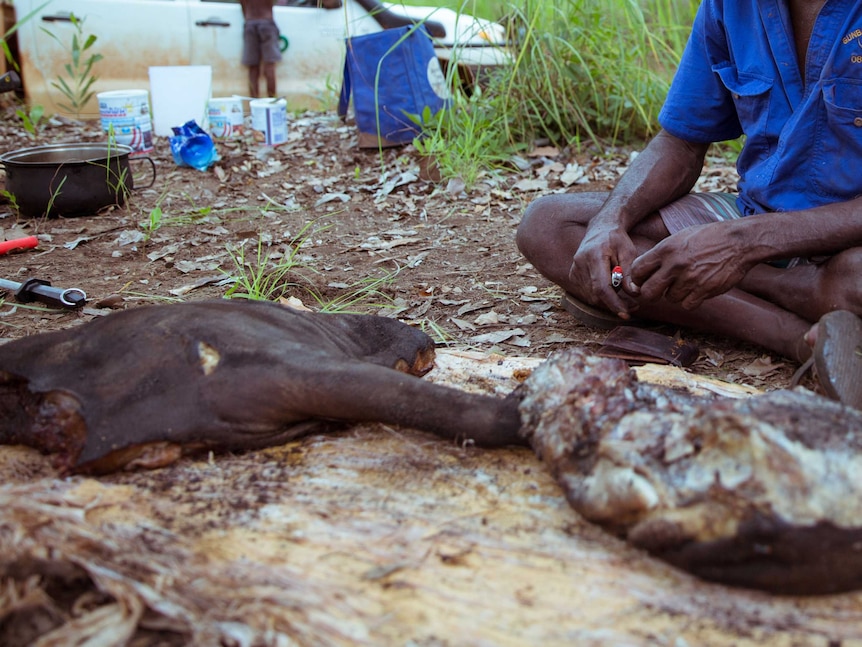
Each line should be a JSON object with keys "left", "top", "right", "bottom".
{"left": 843, "top": 28, "right": 862, "bottom": 63}
{"left": 842, "top": 28, "right": 862, "bottom": 45}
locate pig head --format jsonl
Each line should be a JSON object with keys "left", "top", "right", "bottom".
{"left": 0, "top": 300, "right": 523, "bottom": 474}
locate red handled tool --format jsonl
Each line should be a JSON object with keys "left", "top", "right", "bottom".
{"left": 0, "top": 236, "right": 38, "bottom": 255}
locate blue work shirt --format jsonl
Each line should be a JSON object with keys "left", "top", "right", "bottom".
{"left": 659, "top": 0, "right": 862, "bottom": 215}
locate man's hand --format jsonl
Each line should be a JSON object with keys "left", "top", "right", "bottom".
{"left": 569, "top": 220, "right": 640, "bottom": 319}
{"left": 630, "top": 221, "right": 754, "bottom": 309}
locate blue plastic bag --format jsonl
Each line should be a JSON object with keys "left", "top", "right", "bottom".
{"left": 338, "top": 25, "right": 450, "bottom": 148}
{"left": 169, "top": 120, "right": 218, "bottom": 171}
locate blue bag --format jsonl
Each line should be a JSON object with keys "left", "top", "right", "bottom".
{"left": 338, "top": 25, "right": 450, "bottom": 148}
{"left": 169, "top": 120, "right": 218, "bottom": 172}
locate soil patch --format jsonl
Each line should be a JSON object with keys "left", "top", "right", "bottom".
{"left": 0, "top": 107, "right": 808, "bottom": 393}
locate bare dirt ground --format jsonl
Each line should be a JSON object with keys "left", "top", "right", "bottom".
{"left": 0, "top": 106, "right": 808, "bottom": 394}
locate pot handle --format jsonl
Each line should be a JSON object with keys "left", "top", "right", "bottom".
{"left": 130, "top": 156, "right": 157, "bottom": 190}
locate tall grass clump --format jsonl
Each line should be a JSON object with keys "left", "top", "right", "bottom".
{"left": 496, "top": 0, "right": 699, "bottom": 148}
{"left": 412, "top": 0, "right": 699, "bottom": 183}
{"left": 639, "top": 0, "right": 701, "bottom": 62}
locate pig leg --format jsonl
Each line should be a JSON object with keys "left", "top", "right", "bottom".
{"left": 200, "top": 358, "right": 526, "bottom": 450}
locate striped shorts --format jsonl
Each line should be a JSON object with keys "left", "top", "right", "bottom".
{"left": 658, "top": 192, "right": 809, "bottom": 268}
{"left": 658, "top": 192, "right": 741, "bottom": 234}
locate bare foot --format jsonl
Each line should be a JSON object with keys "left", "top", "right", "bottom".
{"left": 804, "top": 322, "right": 818, "bottom": 348}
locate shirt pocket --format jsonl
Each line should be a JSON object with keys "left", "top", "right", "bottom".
{"left": 713, "top": 64, "right": 773, "bottom": 137}
{"left": 814, "top": 79, "right": 862, "bottom": 200}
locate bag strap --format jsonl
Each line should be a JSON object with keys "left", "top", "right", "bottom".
{"left": 337, "top": 49, "right": 352, "bottom": 120}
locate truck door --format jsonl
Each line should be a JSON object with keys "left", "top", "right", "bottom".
{"left": 187, "top": 0, "right": 244, "bottom": 98}
{"left": 14, "top": 0, "right": 192, "bottom": 117}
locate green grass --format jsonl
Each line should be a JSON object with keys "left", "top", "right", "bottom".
{"left": 223, "top": 234, "right": 318, "bottom": 303}
{"left": 222, "top": 221, "right": 398, "bottom": 313}
{"left": 499, "top": 0, "right": 691, "bottom": 147}
{"left": 412, "top": 88, "right": 522, "bottom": 189}
{"left": 408, "top": 0, "right": 702, "bottom": 184}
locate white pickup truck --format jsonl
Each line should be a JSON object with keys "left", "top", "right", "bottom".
{"left": 6, "top": 0, "right": 509, "bottom": 117}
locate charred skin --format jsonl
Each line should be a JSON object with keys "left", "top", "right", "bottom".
{"left": 519, "top": 348, "right": 862, "bottom": 595}
{"left": 0, "top": 300, "right": 523, "bottom": 474}
{"left": 0, "top": 373, "right": 87, "bottom": 471}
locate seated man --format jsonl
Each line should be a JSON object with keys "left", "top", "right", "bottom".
{"left": 516, "top": 0, "right": 862, "bottom": 408}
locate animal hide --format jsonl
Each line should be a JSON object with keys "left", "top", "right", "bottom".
{"left": 0, "top": 300, "right": 521, "bottom": 474}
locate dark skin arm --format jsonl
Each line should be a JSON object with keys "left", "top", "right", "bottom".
{"left": 569, "top": 129, "right": 709, "bottom": 318}
{"left": 575, "top": 127, "right": 862, "bottom": 315}
{"left": 240, "top": 0, "right": 274, "bottom": 21}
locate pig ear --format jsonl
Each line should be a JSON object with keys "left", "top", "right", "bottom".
{"left": 315, "top": 311, "right": 436, "bottom": 375}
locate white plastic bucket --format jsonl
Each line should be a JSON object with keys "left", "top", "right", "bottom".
{"left": 97, "top": 89, "right": 153, "bottom": 156}
{"left": 250, "top": 98, "right": 288, "bottom": 146}
{"left": 208, "top": 96, "right": 244, "bottom": 139}
{"left": 148, "top": 65, "right": 212, "bottom": 137}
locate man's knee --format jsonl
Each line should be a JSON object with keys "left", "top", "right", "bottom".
{"left": 516, "top": 196, "right": 554, "bottom": 259}
{"left": 517, "top": 193, "right": 595, "bottom": 258}
{"left": 822, "top": 248, "right": 862, "bottom": 313}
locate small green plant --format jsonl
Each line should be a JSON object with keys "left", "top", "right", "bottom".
{"left": 312, "top": 270, "right": 397, "bottom": 314}
{"left": 413, "top": 87, "right": 521, "bottom": 188}
{"left": 224, "top": 223, "right": 323, "bottom": 302}
{"left": 313, "top": 73, "right": 342, "bottom": 111}
{"left": 418, "top": 317, "right": 454, "bottom": 346}
{"left": 138, "top": 196, "right": 226, "bottom": 241}
{"left": 142, "top": 205, "right": 163, "bottom": 241}
{"left": 0, "top": 190, "right": 19, "bottom": 213}
{"left": 44, "top": 13, "right": 103, "bottom": 117}
{"left": 104, "top": 132, "right": 132, "bottom": 204}
{"left": 224, "top": 221, "right": 396, "bottom": 312}
{"left": 16, "top": 104, "right": 46, "bottom": 136}
{"left": 42, "top": 176, "right": 67, "bottom": 219}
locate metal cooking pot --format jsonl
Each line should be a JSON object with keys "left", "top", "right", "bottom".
{"left": 0, "top": 143, "right": 156, "bottom": 218}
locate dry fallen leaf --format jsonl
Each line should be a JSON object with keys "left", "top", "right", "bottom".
{"left": 741, "top": 355, "right": 786, "bottom": 379}
{"left": 512, "top": 178, "right": 549, "bottom": 192}
{"left": 469, "top": 328, "right": 526, "bottom": 344}
{"left": 527, "top": 145, "right": 560, "bottom": 158}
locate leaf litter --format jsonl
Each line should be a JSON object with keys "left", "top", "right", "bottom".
{"left": 0, "top": 106, "right": 813, "bottom": 394}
